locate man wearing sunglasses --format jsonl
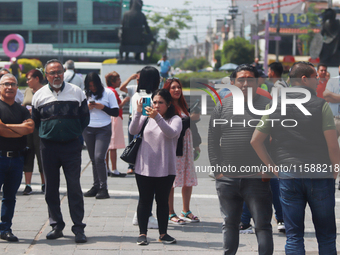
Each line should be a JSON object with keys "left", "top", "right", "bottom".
{"left": 0, "top": 74, "right": 34, "bottom": 242}
{"left": 32, "top": 59, "right": 90, "bottom": 243}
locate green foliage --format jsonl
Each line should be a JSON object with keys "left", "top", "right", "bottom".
{"left": 221, "top": 37, "right": 254, "bottom": 65}
{"left": 147, "top": 8, "right": 192, "bottom": 52}
{"left": 298, "top": 3, "right": 321, "bottom": 55}
{"left": 176, "top": 71, "right": 229, "bottom": 87}
{"left": 214, "top": 50, "right": 222, "bottom": 70}
{"left": 16, "top": 58, "right": 43, "bottom": 86}
{"left": 175, "top": 57, "right": 210, "bottom": 72}
{"left": 148, "top": 52, "right": 161, "bottom": 64}
{"left": 17, "top": 58, "right": 43, "bottom": 74}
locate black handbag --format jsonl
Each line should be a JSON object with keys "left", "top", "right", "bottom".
{"left": 120, "top": 118, "right": 148, "bottom": 165}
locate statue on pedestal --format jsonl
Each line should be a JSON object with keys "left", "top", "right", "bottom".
{"left": 319, "top": 8, "right": 340, "bottom": 66}
{"left": 119, "top": 0, "right": 155, "bottom": 62}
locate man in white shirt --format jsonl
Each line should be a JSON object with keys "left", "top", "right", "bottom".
{"left": 64, "top": 60, "right": 84, "bottom": 90}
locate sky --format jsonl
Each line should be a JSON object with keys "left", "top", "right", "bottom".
{"left": 142, "top": 0, "right": 233, "bottom": 47}
{"left": 142, "top": 0, "right": 340, "bottom": 48}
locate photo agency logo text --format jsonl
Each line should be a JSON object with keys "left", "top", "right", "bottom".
{"left": 213, "top": 86, "right": 312, "bottom": 128}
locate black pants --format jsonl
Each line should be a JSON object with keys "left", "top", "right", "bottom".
{"left": 135, "top": 174, "right": 175, "bottom": 235}
{"left": 40, "top": 138, "right": 86, "bottom": 234}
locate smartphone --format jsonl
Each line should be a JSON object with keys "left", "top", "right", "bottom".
{"left": 89, "top": 100, "right": 95, "bottom": 104}
{"left": 142, "top": 97, "right": 151, "bottom": 116}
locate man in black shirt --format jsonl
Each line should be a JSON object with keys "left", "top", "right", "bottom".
{"left": 0, "top": 73, "right": 34, "bottom": 242}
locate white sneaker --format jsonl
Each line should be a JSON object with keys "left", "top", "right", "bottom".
{"left": 209, "top": 172, "right": 215, "bottom": 179}
{"left": 148, "top": 215, "right": 158, "bottom": 229}
{"left": 132, "top": 212, "right": 138, "bottom": 225}
{"left": 277, "top": 221, "right": 285, "bottom": 232}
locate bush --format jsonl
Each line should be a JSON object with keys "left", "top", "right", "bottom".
{"left": 103, "top": 58, "right": 118, "bottom": 64}
{"left": 16, "top": 58, "right": 43, "bottom": 86}
{"left": 176, "top": 57, "right": 210, "bottom": 72}
{"left": 148, "top": 52, "right": 162, "bottom": 64}
{"left": 17, "top": 58, "right": 43, "bottom": 74}
{"left": 18, "top": 73, "right": 27, "bottom": 87}
{"left": 176, "top": 71, "right": 229, "bottom": 87}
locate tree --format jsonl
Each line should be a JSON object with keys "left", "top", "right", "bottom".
{"left": 298, "top": 3, "right": 321, "bottom": 55}
{"left": 221, "top": 37, "right": 254, "bottom": 65}
{"left": 147, "top": 7, "right": 192, "bottom": 53}
{"left": 214, "top": 50, "right": 222, "bottom": 70}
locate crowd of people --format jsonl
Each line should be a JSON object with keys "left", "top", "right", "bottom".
{"left": 0, "top": 59, "right": 202, "bottom": 247}
{"left": 0, "top": 57, "right": 339, "bottom": 255}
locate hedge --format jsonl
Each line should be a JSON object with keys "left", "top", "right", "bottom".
{"left": 17, "top": 58, "right": 43, "bottom": 86}
{"left": 175, "top": 72, "right": 230, "bottom": 87}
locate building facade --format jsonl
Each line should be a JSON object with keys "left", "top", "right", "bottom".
{"left": 0, "top": 0, "right": 129, "bottom": 61}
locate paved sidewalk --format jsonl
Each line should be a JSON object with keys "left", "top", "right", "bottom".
{"left": 0, "top": 115, "right": 340, "bottom": 254}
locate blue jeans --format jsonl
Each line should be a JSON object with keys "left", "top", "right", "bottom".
{"left": 216, "top": 177, "right": 273, "bottom": 255}
{"left": 270, "top": 178, "right": 283, "bottom": 222}
{"left": 280, "top": 178, "right": 336, "bottom": 255}
{"left": 0, "top": 156, "right": 24, "bottom": 233}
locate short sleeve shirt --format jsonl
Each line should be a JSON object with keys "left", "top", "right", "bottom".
{"left": 158, "top": 60, "right": 171, "bottom": 74}
{"left": 0, "top": 100, "right": 31, "bottom": 150}
{"left": 88, "top": 88, "right": 118, "bottom": 128}
{"left": 257, "top": 102, "right": 335, "bottom": 134}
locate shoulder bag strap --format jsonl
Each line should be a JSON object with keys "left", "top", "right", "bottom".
{"left": 67, "top": 72, "right": 76, "bottom": 83}
{"left": 138, "top": 118, "right": 149, "bottom": 138}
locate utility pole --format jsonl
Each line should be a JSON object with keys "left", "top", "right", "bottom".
{"left": 58, "top": 0, "right": 63, "bottom": 63}
{"left": 255, "top": 0, "right": 259, "bottom": 58}
{"left": 275, "top": 0, "right": 280, "bottom": 62}
{"left": 233, "top": 3, "right": 236, "bottom": 39}
{"left": 328, "top": 0, "right": 332, "bottom": 8}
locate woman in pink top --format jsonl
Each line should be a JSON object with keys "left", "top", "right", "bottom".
{"left": 129, "top": 89, "right": 182, "bottom": 245}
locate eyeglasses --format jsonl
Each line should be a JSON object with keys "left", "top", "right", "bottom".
{"left": 0, "top": 83, "right": 17, "bottom": 87}
{"left": 46, "top": 70, "right": 63, "bottom": 76}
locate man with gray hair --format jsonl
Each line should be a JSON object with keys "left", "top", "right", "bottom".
{"left": 0, "top": 73, "right": 34, "bottom": 242}
{"left": 64, "top": 60, "right": 84, "bottom": 90}
{"left": 0, "top": 68, "right": 24, "bottom": 104}
{"left": 32, "top": 59, "right": 89, "bottom": 243}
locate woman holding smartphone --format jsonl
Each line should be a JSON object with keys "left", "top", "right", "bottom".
{"left": 129, "top": 88, "right": 182, "bottom": 245}
{"left": 82, "top": 72, "right": 119, "bottom": 199}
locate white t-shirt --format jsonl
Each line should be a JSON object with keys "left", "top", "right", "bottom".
{"left": 127, "top": 86, "right": 137, "bottom": 114}
{"left": 88, "top": 88, "right": 118, "bottom": 128}
{"left": 131, "top": 91, "right": 151, "bottom": 118}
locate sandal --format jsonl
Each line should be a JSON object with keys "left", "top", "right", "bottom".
{"left": 168, "top": 213, "right": 186, "bottom": 225}
{"left": 179, "top": 210, "right": 200, "bottom": 223}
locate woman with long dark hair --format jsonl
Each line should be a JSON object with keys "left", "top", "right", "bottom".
{"left": 130, "top": 88, "right": 182, "bottom": 245}
{"left": 82, "top": 72, "right": 119, "bottom": 199}
{"left": 163, "top": 78, "right": 201, "bottom": 224}
{"left": 22, "top": 69, "right": 45, "bottom": 195}
{"left": 130, "top": 66, "right": 161, "bottom": 229}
